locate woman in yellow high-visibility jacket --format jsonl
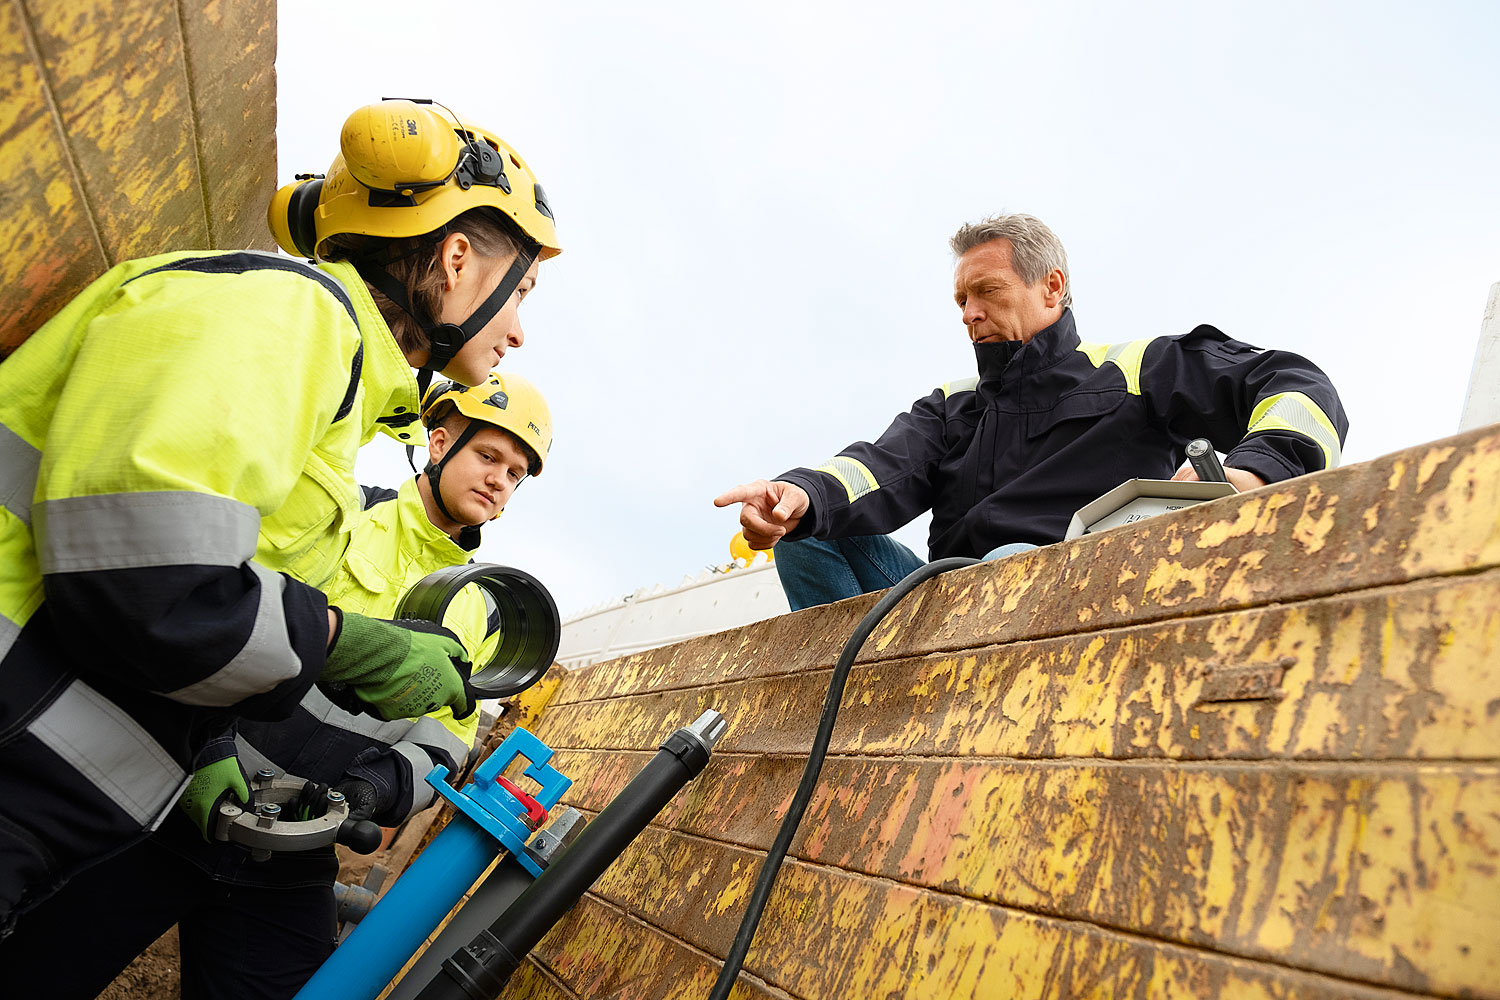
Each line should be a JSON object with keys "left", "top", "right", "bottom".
{"left": 0, "top": 375, "right": 554, "bottom": 998}
{"left": 0, "top": 99, "right": 562, "bottom": 935}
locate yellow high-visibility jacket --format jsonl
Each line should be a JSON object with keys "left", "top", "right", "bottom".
{"left": 0, "top": 250, "right": 419, "bottom": 924}
{"left": 237, "top": 477, "right": 489, "bottom": 826}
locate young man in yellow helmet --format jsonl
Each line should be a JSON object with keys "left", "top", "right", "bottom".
{"left": 0, "top": 373, "right": 554, "bottom": 999}
{"left": 0, "top": 99, "right": 561, "bottom": 933}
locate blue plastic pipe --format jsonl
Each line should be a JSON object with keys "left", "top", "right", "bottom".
{"left": 293, "top": 729, "right": 571, "bottom": 1000}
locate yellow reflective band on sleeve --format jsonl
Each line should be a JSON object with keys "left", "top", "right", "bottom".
{"left": 1244, "top": 392, "right": 1343, "bottom": 469}
{"left": 1076, "top": 341, "right": 1109, "bottom": 367}
{"left": 941, "top": 376, "right": 979, "bottom": 398}
{"left": 1076, "top": 339, "right": 1153, "bottom": 395}
{"left": 813, "top": 456, "right": 882, "bottom": 504}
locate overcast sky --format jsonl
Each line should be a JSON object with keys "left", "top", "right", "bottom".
{"left": 277, "top": 1, "right": 1500, "bottom": 619}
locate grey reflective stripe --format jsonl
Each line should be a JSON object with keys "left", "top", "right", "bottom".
{"left": 391, "top": 740, "right": 438, "bottom": 819}
{"left": 36, "top": 491, "right": 259, "bottom": 574}
{"left": 0, "top": 424, "right": 41, "bottom": 526}
{"left": 300, "top": 684, "right": 414, "bottom": 743}
{"left": 27, "top": 679, "right": 186, "bottom": 827}
{"left": 941, "top": 376, "right": 979, "bottom": 398}
{"left": 406, "top": 714, "right": 472, "bottom": 769}
{"left": 164, "top": 564, "right": 303, "bottom": 706}
{"left": 148, "top": 772, "right": 195, "bottom": 832}
{"left": 1247, "top": 394, "right": 1343, "bottom": 468}
{"left": 0, "top": 611, "right": 19, "bottom": 661}
{"left": 812, "top": 456, "right": 881, "bottom": 503}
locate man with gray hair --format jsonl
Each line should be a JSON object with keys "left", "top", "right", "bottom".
{"left": 716, "top": 213, "right": 1348, "bottom": 610}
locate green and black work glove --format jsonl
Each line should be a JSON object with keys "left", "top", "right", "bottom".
{"left": 322, "top": 608, "right": 476, "bottom": 722}
{"left": 178, "top": 755, "right": 251, "bottom": 842}
{"left": 294, "top": 777, "right": 378, "bottom": 823}
{"left": 334, "top": 778, "right": 379, "bottom": 822}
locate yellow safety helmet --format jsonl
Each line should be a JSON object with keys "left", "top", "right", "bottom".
{"left": 270, "top": 99, "right": 562, "bottom": 401}
{"left": 421, "top": 371, "right": 553, "bottom": 477}
{"left": 268, "top": 99, "right": 560, "bottom": 262}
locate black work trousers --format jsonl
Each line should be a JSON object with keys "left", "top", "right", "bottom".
{"left": 0, "top": 828, "right": 337, "bottom": 1000}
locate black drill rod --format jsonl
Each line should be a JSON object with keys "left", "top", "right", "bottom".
{"left": 1185, "top": 437, "right": 1229, "bottom": 484}
{"left": 384, "top": 855, "right": 536, "bottom": 1000}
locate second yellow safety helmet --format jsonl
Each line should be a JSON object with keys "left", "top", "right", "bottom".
{"left": 421, "top": 371, "right": 553, "bottom": 476}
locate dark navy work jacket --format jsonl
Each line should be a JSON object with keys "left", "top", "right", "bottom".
{"left": 778, "top": 310, "right": 1349, "bottom": 559}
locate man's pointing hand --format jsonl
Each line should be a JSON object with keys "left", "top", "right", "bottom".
{"left": 714, "top": 480, "right": 811, "bottom": 550}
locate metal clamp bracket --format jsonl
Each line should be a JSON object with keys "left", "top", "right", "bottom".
{"left": 427, "top": 727, "right": 573, "bottom": 876}
{"left": 214, "top": 774, "right": 349, "bottom": 859}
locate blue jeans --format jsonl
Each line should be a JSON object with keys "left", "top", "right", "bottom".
{"left": 773, "top": 535, "right": 1037, "bottom": 611}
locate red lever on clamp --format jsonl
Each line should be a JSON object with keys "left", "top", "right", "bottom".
{"left": 496, "top": 776, "right": 549, "bottom": 829}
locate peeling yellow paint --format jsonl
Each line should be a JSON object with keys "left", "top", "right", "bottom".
{"left": 709, "top": 860, "right": 754, "bottom": 916}
{"left": 516, "top": 429, "right": 1500, "bottom": 1000}
{"left": 1291, "top": 490, "right": 1338, "bottom": 554}
{"left": 1416, "top": 446, "right": 1456, "bottom": 490}
{"left": 1195, "top": 502, "right": 1262, "bottom": 548}
{"left": 4, "top": 0, "right": 276, "bottom": 354}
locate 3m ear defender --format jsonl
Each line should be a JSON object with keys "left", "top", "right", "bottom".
{"left": 339, "top": 101, "right": 511, "bottom": 197}
{"left": 268, "top": 100, "right": 533, "bottom": 261}
{"left": 268, "top": 98, "right": 560, "bottom": 265}
{"left": 268, "top": 174, "right": 325, "bottom": 259}
{"left": 341, "top": 101, "right": 461, "bottom": 193}
{"left": 286, "top": 177, "right": 324, "bottom": 258}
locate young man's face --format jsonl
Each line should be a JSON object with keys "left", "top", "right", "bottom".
{"left": 431, "top": 424, "right": 533, "bottom": 525}
{"left": 952, "top": 239, "right": 1064, "bottom": 345}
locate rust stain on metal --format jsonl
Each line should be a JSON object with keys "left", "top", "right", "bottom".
{"left": 536, "top": 570, "right": 1500, "bottom": 764}
{"left": 27, "top": 0, "right": 206, "bottom": 257}
{"left": 178, "top": 0, "right": 276, "bottom": 250}
{"left": 525, "top": 432, "right": 1500, "bottom": 999}
{"left": 2, "top": 0, "right": 275, "bottom": 356}
{"left": 553, "top": 429, "right": 1500, "bottom": 707}
{"left": 0, "top": 1, "right": 106, "bottom": 355}
{"left": 612, "top": 760, "right": 1497, "bottom": 994}
{"left": 567, "top": 826, "right": 1442, "bottom": 1000}
{"left": 500, "top": 895, "right": 784, "bottom": 1000}
{"left": 524, "top": 566, "right": 1499, "bottom": 996}
{"left": 496, "top": 961, "right": 580, "bottom": 1000}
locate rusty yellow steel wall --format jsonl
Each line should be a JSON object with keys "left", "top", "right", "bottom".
{"left": 498, "top": 425, "right": 1500, "bottom": 1000}
{"left": 0, "top": 0, "right": 276, "bottom": 357}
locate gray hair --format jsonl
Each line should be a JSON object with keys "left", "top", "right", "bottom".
{"left": 950, "top": 213, "right": 1072, "bottom": 309}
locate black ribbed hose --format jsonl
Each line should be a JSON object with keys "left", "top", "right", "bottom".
{"left": 706, "top": 556, "right": 978, "bottom": 1000}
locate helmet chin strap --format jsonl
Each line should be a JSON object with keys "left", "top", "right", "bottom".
{"left": 424, "top": 419, "right": 485, "bottom": 525}
{"left": 354, "top": 239, "right": 539, "bottom": 470}
{"left": 356, "top": 242, "right": 537, "bottom": 400}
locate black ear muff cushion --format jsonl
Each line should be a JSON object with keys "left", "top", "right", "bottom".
{"left": 288, "top": 178, "right": 325, "bottom": 258}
